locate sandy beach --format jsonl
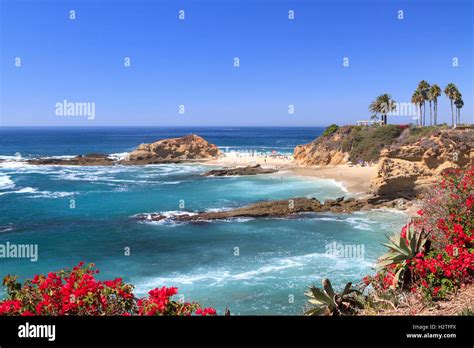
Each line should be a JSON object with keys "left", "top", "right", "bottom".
{"left": 204, "top": 153, "right": 376, "bottom": 198}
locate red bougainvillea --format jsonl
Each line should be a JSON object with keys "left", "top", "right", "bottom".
{"left": 367, "top": 166, "right": 473, "bottom": 299}
{"left": 0, "top": 262, "right": 216, "bottom": 316}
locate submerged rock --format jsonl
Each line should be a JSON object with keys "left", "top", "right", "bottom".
{"left": 203, "top": 164, "right": 278, "bottom": 176}
{"left": 135, "top": 196, "right": 409, "bottom": 223}
{"left": 28, "top": 154, "right": 114, "bottom": 166}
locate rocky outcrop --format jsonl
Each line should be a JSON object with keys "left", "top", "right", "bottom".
{"left": 135, "top": 196, "right": 410, "bottom": 222}
{"left": 125, "top": 134, "right": 222, "bottom": 164}
{"left": 371, "top": 129, "right": 474, "bottom": 198}
{"left": 294, "top": 127, "right": 352, "bottom": 166}
{"left": 294, "top": 125, "right": 405, "bottom": 166}
{"left": 27, "top": 135, "right": 222, "bottom": 166}
{"left": 203, "top": 164, "right": 278, "bottom": 176}
{"left": 28, "top": 154, "right": 114, "bottom": 166}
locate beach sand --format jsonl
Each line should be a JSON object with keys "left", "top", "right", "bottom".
{"left": 204, "top": 154, "right": 376, "bottom": 198}
{"left": 286, "top": 165, "right": 376, "bottom": 198}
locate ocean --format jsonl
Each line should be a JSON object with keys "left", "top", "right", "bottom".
{"left": 0, "top": 127, "right": 406, "bottom": 315}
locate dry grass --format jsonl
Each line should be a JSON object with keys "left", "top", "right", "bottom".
{"left": 360, "top": 282, "right": 474, "bottom": 316}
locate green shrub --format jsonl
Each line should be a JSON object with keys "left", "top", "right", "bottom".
{"left": 346, "top": 125, "right": 403, "bottom": 162}
{"left": 322, "top": 124, "right": 339, "bottom": 137}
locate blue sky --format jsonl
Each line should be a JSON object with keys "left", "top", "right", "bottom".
{"left": 1, "top": 0, "right": 472, "bottom": 126}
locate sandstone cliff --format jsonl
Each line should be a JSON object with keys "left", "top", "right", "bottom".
{"left": 294, "top": 125, "right": 403, "bottom": 166}
{"left": 294, "top": 126, "right": 352, "bottom": 166}
{"left": 370, "top": 129, "right": 474, "bottom": 198}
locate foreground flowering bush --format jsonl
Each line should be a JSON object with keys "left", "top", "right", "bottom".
{"left": 0, "top": 262, "right": 216, "bottom": 316}
{"left": 365, "top": 166, "right": 473, "bottom": 302}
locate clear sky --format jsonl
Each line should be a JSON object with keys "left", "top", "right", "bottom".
{"left": 0, "top": 0, "right": 472, "bottom": 127}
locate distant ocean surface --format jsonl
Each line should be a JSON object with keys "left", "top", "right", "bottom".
{"left": 0, "top": 127, "right": 406, "bottom": 314}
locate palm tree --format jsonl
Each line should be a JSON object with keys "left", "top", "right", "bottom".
{"left": 454, "top": 96, "right": 464, "bottom": 125}
{"left": 429, "top": 84, "right": 441, "bottom": 125}
{"left": 411, "top": 90, "right": 424, "bottom": 127}
{"left": 370, "top": 114, "right": 379, "bottom": 124}
{"left": 417, "top": 80, "right": 430, "bottom": 126}
{"left": 444, "top": 83, "right": 458, "bottom": 127}
{"left": 369, "top": 100, "right": 380, "bottom": 123}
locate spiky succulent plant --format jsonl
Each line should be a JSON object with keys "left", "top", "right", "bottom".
{"left": 377, "top": 226, "right": 428, "bottom": 288}
{"left": 304, "top": 278, "right": 363, "bottom": 316}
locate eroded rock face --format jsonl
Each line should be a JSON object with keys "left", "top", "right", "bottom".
{"left": 293, "top": 127, "right": 352, "bottom": 166}
{"left": 371, "top": 129, "right": 474, "bottom": 198}
{"left": 134, "top": 196, "right": 409, "bottom": 222}
{"left": 203, "top": 164, "right": 278, "bottom": 176}
{"left": 126, "top": 134, "right": 222, "bottom": 164}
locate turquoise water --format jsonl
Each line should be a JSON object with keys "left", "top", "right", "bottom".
{"left": 0, "top": 128, "right": 406, "bottom": 314}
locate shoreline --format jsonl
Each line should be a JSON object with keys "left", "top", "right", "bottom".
{"left": 204, "top": 153, "right": 420, "bottom": 216}
{"left": 204, "top": 154, "right": 376, "bottom": 197}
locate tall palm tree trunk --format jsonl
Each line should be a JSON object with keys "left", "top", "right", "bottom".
{"left": 424, "top": 103, "right": 427, "bottom": 126}
{"left": 429, "top": 101, "right": 432, "bottom": 126}
{"left": 419, "top": 105, "right": 422, "bottom": 127}
{"left": 450, "top": 100, "right": 454, "bottom": 127}
{"left": 434, "top": 101, "right": 437, "bottom": 125}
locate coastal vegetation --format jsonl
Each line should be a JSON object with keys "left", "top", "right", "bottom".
{"left": 322, "top": 124, "right": 339, "bottom": 137}
{"left": 341, "top": 125, "right": 404, "bottom": 162}
{"left": 0, "top": 262, "right": 216, "bottom": 316}
{"left": 295, "top": 123, "right": 450, "bottom": 166}
{"left": 305, "top": 166, "right": 474, "bottom": 315}
{"left": 368, "top": 94, "right": 397, "bottom": 125}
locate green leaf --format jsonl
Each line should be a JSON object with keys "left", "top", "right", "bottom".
{"left": 342, "top": 282, "right": 353, "bottom": 296}
{"left": 322, "top": 278, "right": 335, "bottom": 299}
{"left": 304, "top": 306, "right": 328, "bottom": 316}
{"left": 308, "top": 287, "right": 332, "bottom": 304}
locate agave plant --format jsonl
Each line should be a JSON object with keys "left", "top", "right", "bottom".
{"left": 304, "top": 278, "right": 363, "bottom": 316}
{"left": 377, "top": 226, "right": 428, "bottom": 288}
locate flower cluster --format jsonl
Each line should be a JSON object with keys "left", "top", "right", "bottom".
{"left": 367, "top": 166, "right": 473, "bottom": 300}
{"left": 0, "top": 262, "right": 216, "bottom": 316}
{"left": 136, "top": 286, "right": 212, "bottom": 316}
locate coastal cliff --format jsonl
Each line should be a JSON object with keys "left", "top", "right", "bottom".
{"left": 294, "top": 125, "right": 404, "bottom": 166}
{"left": 294, "top": 125, "right": 474, "bottom": 199}
{"left": 371, "top": 128, "right": 474, "bottom": 198}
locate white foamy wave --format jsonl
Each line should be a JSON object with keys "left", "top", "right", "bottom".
{"left": 0, "top": 174, "right": 15, "bottom": 190}
{"left": 135, "top": 251, "right": 374, "bottom": 292}
{"left": 136, "top": 211, "right": 198, "bottom": 226}
{"left": 107, "top": 152, "right": 129, "bottom": 161}
{"left": 0, "top": 185, "right": 75, "bottom": 198}
{"left": 0, "top": 154, "right": 24, "bottom": 161}
{"left": 0, "top": 224, "right": 14, "bottom": 233}
{"left": 0, "top": 160, "right": 29, "bottom": 169}
{"left": 30, "top": 191, "right": 76, "bottom": 199}
{"left": 47, "top": 155, "right": 76, "bottom": 159}
{"left": 0, "top": 187, "right": 37, "bottom": 196}
{"left": 325, "top": 179, "right": 349, "bottom": 193}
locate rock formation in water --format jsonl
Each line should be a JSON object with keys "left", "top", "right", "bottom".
{"left": 28, "top": 154, "right": 115, "bottom": 166}
{"left": 27, "top": 135, "right": 222, "bottom": 166}
{"left": 125, "top": 134, "right": 222, "bottom": 164}
{"left": 135, "top": 196, "right": 410, "bottom": 222}
{"left": 203, "top": 164, "right": 278, "bottom": 176}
